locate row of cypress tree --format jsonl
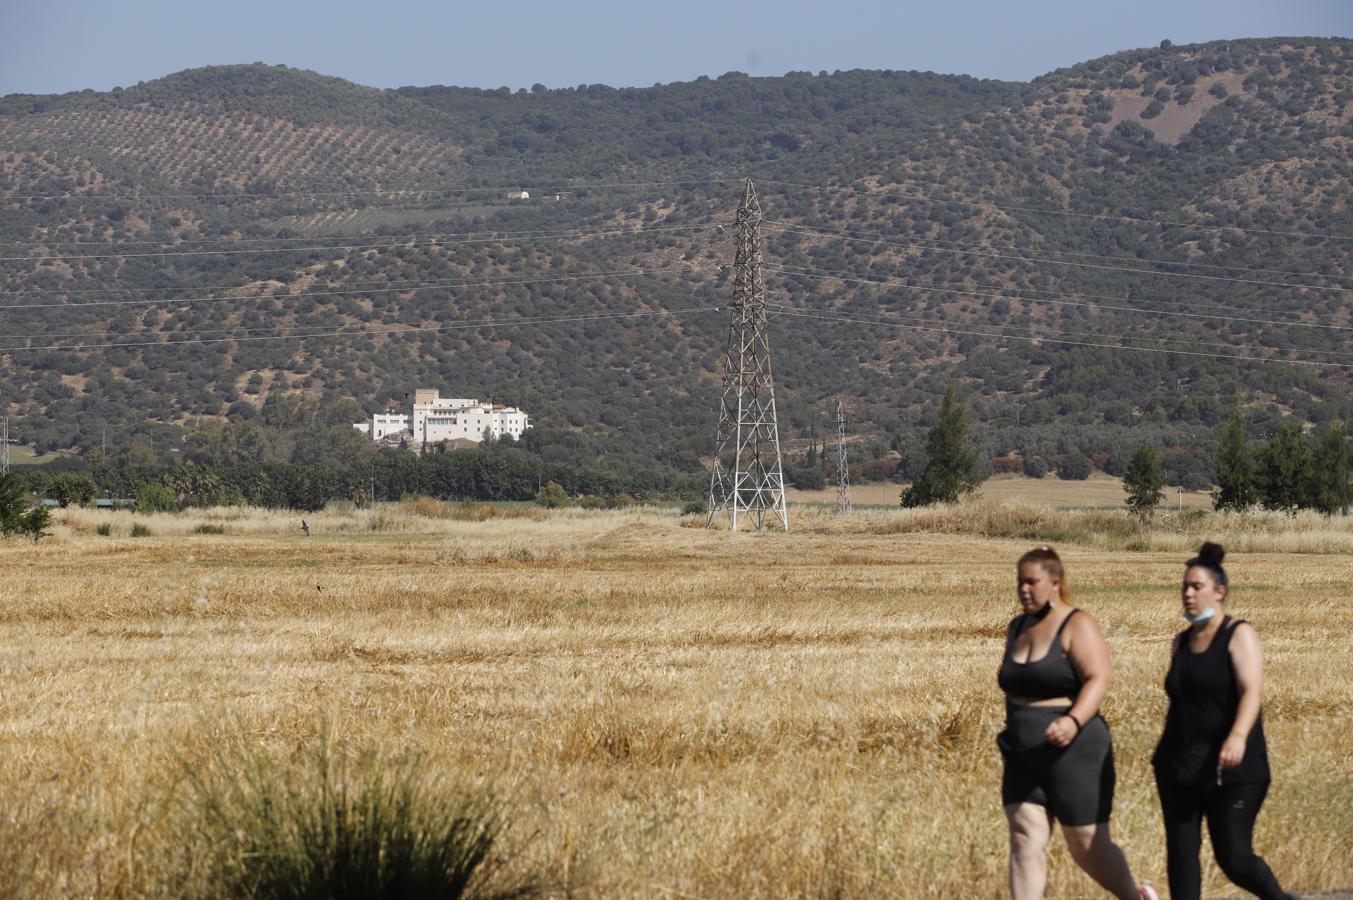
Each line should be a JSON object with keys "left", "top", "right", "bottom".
{"left": 1212, "top": 412, "right": 1352, "bottom": 514}
{"left": 900, "top": 389, "right": 1352, "bottom": 516}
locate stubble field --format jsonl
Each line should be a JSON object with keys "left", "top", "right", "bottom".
{"left": 1, "top": 500, "right": 1350, "bottom": 898}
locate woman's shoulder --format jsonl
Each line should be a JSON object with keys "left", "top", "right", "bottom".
{"left": 1227, "top": 618, "right": 1262, "bottom": 651}
{"left": 1060, "top": 607, "right": 1106, "bottom": 643}
{"left": 1061, "top": 607, "right": 1098, "bottom": 629}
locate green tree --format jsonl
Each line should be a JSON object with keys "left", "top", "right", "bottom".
{"left": 901, "top": 386, "right": 983, "bottom": 507}
{"left": 1308, "top": 421, "right": 1352, "bottom": 515}
{"left": 1057, "top": 452, "right": 1092, "bottom": 481}
{"left": 1123, "top": 444, "right": 1165, "bottom": 515}
{"left": 1213, "top": 410, "right": 1257, "bottom": 512}
{"left": 535, "top": 480, "right": 567, "bottom": 508}
{"left": 44, "top": 472, "right": 97, "bottom": 508}
{"left": 0, "top": 473, "right": 51, "bottom": 541}
{"left": 1257, "top": 424, "right": 1313, "bottom": 512}
{"left": 135, "top": 481, "right": 178, "bottom": 514}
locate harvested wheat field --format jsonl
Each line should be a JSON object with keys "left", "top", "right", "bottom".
{"left": 788, "top": 473, "right": 1215, "bottom": 511}
{"left": 2, "top": 500, "right": 1350, "bottom": 898}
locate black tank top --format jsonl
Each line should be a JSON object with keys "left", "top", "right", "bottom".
{"left": 1153, "top": 617, "right": 1270, "bottom": 784}
{"left": 998, "top": 609, "right": 1083, "bottom": 700}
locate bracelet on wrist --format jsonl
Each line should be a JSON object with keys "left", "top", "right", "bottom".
{"left": 1066, "top": 713, "right": 1083, "bottom": 731}
{"left": 1228, "top": 730, "right": 1247, "bottom": 740}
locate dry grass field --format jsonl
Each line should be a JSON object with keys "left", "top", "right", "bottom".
{"left": 788, "top": 473, "right": 1215, "bottom": 511}
{"left": 1, "top": 500, "right": 1350, "bottom": 898}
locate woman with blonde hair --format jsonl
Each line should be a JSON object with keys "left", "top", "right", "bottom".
{"left": 1152, "top": 543, "right": 1296, "bottom": 900}
{"left": 998, "top": 546, "right": 1157, "bottom": 900}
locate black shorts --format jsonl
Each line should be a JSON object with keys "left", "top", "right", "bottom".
{"left": 999, "top": 705, "right": 1115, "bottom": 827}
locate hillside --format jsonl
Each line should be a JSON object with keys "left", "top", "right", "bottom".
{"left": 1, "top": 38, "right": 1351, "bottom": 491}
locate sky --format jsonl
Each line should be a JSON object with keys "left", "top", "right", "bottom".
{"left": 2, "top": 0, "right": 1351, "bottom": 97}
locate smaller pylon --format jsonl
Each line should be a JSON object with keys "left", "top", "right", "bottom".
{"left": 0, "top": 417, "right": 12, "bottom": 476}
{"left": 835, "top": 400, "right": 851, "bottom": 516}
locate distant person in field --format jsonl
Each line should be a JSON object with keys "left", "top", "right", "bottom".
{"left": 1151, "top": 543, "right": 1296, "bottom": 900}
{"left": 998, "top": 546, "right": 1158, "bottom": 900}
{"left": 300, "top": 519, "right": 310, "bottom": 537}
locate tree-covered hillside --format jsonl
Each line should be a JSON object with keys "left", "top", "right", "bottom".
{"left": 1, "top": 37, "right": 1350, "bottom": 491}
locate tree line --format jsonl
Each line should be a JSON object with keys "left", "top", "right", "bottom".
{"left": 900, "top": 391, "right": 1352, "bottom": 515}
{"left": 6, "top": 444, "right": 699, "bottom": 515}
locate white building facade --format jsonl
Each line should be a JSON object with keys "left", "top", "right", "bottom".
{"left": 354, "top": 389, "right": 529, "bottom": 450}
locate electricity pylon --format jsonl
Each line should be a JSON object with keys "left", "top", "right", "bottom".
{"left": 835, "top": 399, "right": 851, "bottom": 516}
{"left": 1, "top": 417, "right": 13, "bottom": 475}
{"left": 706, "top": 179, "right": 788, "bottom": 532}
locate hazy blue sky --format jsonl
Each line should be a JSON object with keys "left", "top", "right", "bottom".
{"left": 2, "top": 0, "right": 1350, "bottom": 96}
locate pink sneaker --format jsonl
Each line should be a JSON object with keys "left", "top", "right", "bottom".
{"left": 1137, "top": 886, "right": 1160, "bottom": 900}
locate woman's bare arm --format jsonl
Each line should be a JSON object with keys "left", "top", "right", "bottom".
{"left": 1221, "top": 622, "right": 1264, "bottom": 769}
{"left": 1045, "top": 613, "right": 1111, "bottom": 748}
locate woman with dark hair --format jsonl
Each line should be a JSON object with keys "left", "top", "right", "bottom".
{"left": 1152, "top": 542, "right": 1297, "bottom": 900}
{"left": 998, "top": 546, "right": 1157, "bottom": 900}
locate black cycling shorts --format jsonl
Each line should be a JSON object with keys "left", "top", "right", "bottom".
{"left": 999, "top": 704, "right": 1115, "bottom": 827}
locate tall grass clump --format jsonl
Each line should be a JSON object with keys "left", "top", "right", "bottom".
{"left": 177, "top": 733, "right": 538, "bottom": 900}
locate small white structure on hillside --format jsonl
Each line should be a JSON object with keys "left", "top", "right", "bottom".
{"left": 353, "top": 389, "right": 529, "bottom": 451}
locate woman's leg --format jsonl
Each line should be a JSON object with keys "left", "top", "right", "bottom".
{"left": 1204, "top": 782, "right": 1290, "bottom": 900}
{"left": 1155, "top": 767, "right": 1205, "bottom": 900}
{"left": 1006, "top": 802, "right": 1052, "bottom": 900}
{"left": 1061, "top": 822, "right": 1140, "bottom": 900}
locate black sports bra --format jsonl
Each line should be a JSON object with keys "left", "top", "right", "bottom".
{"left": 998, "top": 609, "right": 1083, "bottom": 700}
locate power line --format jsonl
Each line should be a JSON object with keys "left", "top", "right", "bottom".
{"left": 1, "top": 177, "right": 744, "bottom": 205}
{"left": 756, "top": 178, "right": 1353, "bottom": 244}
{"left": 0, "top": 210, "right": 731, "bottom": 249}
{"left": 766, "top": 264, "right": 1353, "bottom": 334}
{"left": 0, "top": 220, "right": 724, "bottom": 263}
{"left": 769, "top": 305, "right": 1353, "bottom": 370}
{"left": 0, "top": 305, "right": 720, "bottom": 354}
{"left": 0, "top": 265, "right": 705, "bottom": 313}
{"left": 781, "top": 222, "right": 1353, "bottom": 286}
{"left": 2, "top": 210, "right": 507, "bottom": 248}
{"left": 762, "top": 220, "right": 1353, "bottom": 296}
{"left": 768, "top": 262, "right": 1352, "bottom": 327}
{"left": 761, "top": 280, "right": 1353, "bottom": 363}
{"left": 0, "top": 268, "right": 706, "bottom": 340}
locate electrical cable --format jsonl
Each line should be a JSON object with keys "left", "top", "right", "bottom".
{"left": 762, "top": 220, "right": 1353, "bottom": 295}
{"left": 1, "top": 177, "right": 745, "bottom": 204}
{"left": 0, "top": 266, "right": 704, "bottom": 312}
{"left": 0, "top": 265, "right": 703, "bottom": 331}
{"left": 766, "top": 264, "right": 1353, "bottom": 333}
{"left": 769, "top": 220, "right": 1353, "bottom": 285}
{"left": 0, "top": 220, "right": 724, "bottom": 263}
{"left": 0, "top": 305, "right": 720, "bottom": 354}
{"left": 756, "top": 178, "right": 1353, "bottom": 243}
{"left": 768, "top": 305, "right": 1353, "bottom": 370}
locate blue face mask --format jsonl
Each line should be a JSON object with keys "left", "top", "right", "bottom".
{"left": 1183, "top": 606, "right": 1217, "bottom": 625}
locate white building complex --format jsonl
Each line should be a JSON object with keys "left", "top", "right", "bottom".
{"left": 353, "top": 389, "right": 530, "bottom": 450}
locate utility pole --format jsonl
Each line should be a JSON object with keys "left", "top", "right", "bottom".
{"left": 835, "top": 399, "right": 852, "bottom": 516}
{"left": 706, "top": 179, "right": 788, "bottom": 532}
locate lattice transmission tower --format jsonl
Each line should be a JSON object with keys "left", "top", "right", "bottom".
{"left": 1, "top": 417, "right": 13, "bottom": 476}
{"left": 835, "top": 399, "right": 851, "bottom": 516}
{"left": 706, "top": 179, "right": 788, "bottom": 532}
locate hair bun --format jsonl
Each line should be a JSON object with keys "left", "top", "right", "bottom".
{"left": 1197, "top": 542, "right": 1225, "bottom": 566}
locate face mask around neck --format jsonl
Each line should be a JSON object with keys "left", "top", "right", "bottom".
{"left": 1182, "top": 606, "right": 1217, "bottom": 625}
